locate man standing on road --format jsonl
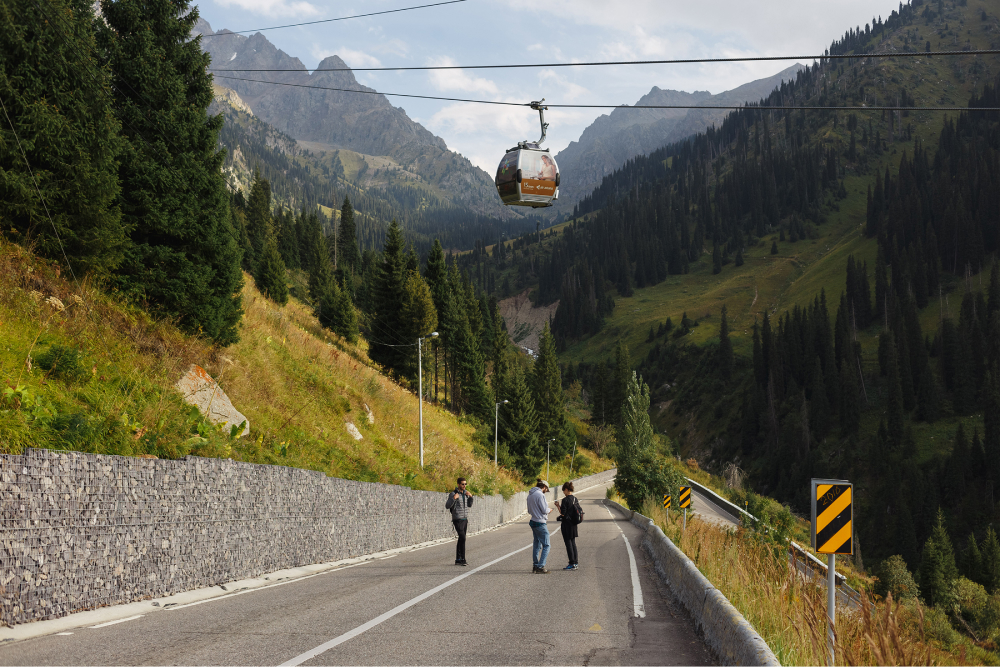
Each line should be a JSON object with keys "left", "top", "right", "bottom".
{"left": 445, "top": 477, "right": 473, "bottom": 565}
{"left": 527, "top": 479, "right": 552, "bottom": 573}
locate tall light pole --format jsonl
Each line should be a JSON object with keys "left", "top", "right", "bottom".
{"left": 494, "top": 400, "right": 508, "bottom": 465}
{"left": 418, "top": 331, "right": 438, "bottom": 468}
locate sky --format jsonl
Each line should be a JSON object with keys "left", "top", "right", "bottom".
{"left": 195, "top": 0, "right": 908, "bottom": 172}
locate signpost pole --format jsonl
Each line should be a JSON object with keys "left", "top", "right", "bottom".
{"left": 828, "top": 553, "right": 836, "bottom": 666}
{"left": 683, "top": 508, "right": 687, "bottom": 530}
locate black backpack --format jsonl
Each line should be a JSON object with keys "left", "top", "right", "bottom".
{"left": 566, "top": 496, "right": 584, "bottom": 524}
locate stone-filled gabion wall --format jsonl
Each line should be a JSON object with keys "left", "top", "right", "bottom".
{"left": 0, "top": 449, "right": 537, "bottom": 627}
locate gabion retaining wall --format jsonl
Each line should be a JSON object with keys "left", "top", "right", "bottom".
{"left": 0, "top": 449, "right": 616, "bottom": 627}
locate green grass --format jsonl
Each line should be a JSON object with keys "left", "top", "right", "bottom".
{"left": 0, "top": 239, "right": 534, "bottom": 497}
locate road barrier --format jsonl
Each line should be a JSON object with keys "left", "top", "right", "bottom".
{"left": 0, "top": 448, "right": 615, "bottom": 627}
{"left": 605, "top": 500, "right": 779, "bottom": 667}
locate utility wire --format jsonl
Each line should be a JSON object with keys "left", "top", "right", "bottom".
{"left": 199, "top": 0, "right": 467, "bottom": 37}
{"left": 212, "top": 75, "right": 1000, "bottom": 111}
{"left": 211, "top": 47, "right": 1000, "bottom": 72}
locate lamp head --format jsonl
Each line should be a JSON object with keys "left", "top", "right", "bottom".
{"left": 430, "top": 331, "right": 439, "bottom": 338}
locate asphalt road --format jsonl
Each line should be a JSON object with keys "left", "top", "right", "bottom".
{"left": 0, "top": 484, "right": 714, "bottom": 666}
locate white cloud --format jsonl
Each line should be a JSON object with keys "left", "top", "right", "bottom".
{"left": 427, "top": 57, "right": 499, "bottom": 95}
{"left": 213, "top": 0, "right": 320, "bottom": 18}
{"left": 538, "top": 69, "right": 588, "bottom": 102}
{"left": 311, "top": 46, "right": 383, "bottom": 69}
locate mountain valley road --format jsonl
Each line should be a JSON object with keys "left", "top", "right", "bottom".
{"left": 0, "top": 484, "right": 714, "bottom": 666}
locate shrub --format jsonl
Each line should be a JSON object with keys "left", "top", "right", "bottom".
{"left": 35, "top": 345, "right": 89, "bottom": 383}
{"left": 875, "top": 555, "right": 921, "bottom": 601}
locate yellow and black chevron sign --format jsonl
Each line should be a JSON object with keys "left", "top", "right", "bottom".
{"left": 811, "top": 479, "right": 853, "bottom": 555}
{"left": 678, "top": 486, "right": 692, "bottom": 508}
{"left": 663, "top": 494, "right": 671, "bottom": 509}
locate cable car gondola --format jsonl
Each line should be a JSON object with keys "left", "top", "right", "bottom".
{"left": 495, "top": 100, "right": 560, "bottom": 208}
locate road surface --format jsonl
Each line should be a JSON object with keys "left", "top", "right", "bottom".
{"left": 0, "top": 484, "right": 714, "bottom": 666}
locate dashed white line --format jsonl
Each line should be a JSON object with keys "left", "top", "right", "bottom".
{"left": 279, "top": 541, "right": 535, "bottom": 667}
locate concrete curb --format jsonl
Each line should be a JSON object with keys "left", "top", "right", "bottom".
{"left": 604, "top": 500, "right": 779, "bottom": 667}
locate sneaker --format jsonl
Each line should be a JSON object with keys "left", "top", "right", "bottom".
{"left": 459, "top": 561, "right": 468, "bottom": 566}
{"left": 563, "top": 564, "right": 575, "bottom": 570}
{"left": 572, "top": 564, "right": 579, "bottom": 570}
{"left": 536, "top": 567, "right": 550, "bottom": 574}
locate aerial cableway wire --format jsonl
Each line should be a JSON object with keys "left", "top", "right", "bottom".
{"left": 212, "top": 75, "right": 1000, "bottom": 111}
{"left": 212, "top": 47, "right": 1000, "bottom": 72}
{"left": 199, "top": 0, "right": 468, "bottom": 37}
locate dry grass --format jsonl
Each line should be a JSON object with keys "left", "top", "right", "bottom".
{"left": 638, "top": 499, "right": 988, "bottom": 665}
{"left": 0, "top": 239, "right": 523, "bottom": 496}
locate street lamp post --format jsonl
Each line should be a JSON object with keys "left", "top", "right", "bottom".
{"left": 418, "top": 331, "right": 439, "bottom": 468}
{"left": 494, "top": 400, "right": 508, "bottom": 465}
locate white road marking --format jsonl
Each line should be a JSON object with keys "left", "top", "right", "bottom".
{"left": 89, "top": 615, "right": 144, "bottom": 628}
{"left": 56, "top": 632, "right": 73, "bottom": 636}
{"left": 279, "top": 526, "right": 563, "bottom": 667}
{"left": 604, "top": 505, "right": 646, "bottom": 618}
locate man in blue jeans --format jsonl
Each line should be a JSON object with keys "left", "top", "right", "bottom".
{"left": 527, "top": 479, "right": 552, "bottom": 573}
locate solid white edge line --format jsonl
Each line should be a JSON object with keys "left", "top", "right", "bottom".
{"left": 603, "top": 505, "right": 646, "bottom": 618}
{"left": 89, "top": 614, "right": 144, "bottom": 628}
{"left": 621, "top": 534, "right": 646, "bottom": 618}
{"left": 164, "top": 561, "right": 371, "bottom": 611}
{"left": 278, "top": 541, "right": 535, "bottom": 667}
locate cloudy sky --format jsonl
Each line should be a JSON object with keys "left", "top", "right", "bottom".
{"left": 196, "top": 0, "right": 906, "bottom": 172}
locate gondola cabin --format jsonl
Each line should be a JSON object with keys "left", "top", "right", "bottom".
{"left": 495, "top": 148, "right": 560, "bottom": 208}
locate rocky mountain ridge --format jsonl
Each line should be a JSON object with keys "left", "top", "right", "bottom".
{"left": 194, "top": 18, "right": 512, "bottom": 219}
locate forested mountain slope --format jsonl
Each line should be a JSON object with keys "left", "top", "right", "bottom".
{"left": 455, "top": 0, "right": 1000, "bottom": 582}
{"left": 553, "top": 64, "right": 804, "bottom": 210}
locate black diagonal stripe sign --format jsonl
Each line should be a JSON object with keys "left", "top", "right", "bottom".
{"left": 679, "top": 486, "right": 692, "bottom": 508}
{"left": 663, "top": 494, "right": 671, "bottom": 508}
{"left": 812, "top": 481, "right": 853, "bottom": 555}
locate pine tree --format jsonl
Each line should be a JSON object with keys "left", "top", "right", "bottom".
{"left": 839, "top": 360, "right": 861, "bottom": 436}
{"left": 256, "top": 232, "right": 288, "bottom": 305}
{"left": 533, "top": 323, "right": 571, "bottom": 460}
{"left": 503, "top": 363, "right": 542, "bottom": 481}
{"left": 962, "top": 532, "right": 984, "bottom": 586}
{"left": 718, "top": 305, "right": 734, "bottom": 379}
{"left": 244, "top": 171, "right": 271, "bottom": 274}
{"left": 917, "top": 508, "right": 959, "bottom": 607}
{"left": 400, "top": 271, "right": 438, "bottom": 381}
{"left": 98, "top": 0, "right": 243, "bottom": 344}
{"left": 337, "top": 196, "right": 360, "bottom": 275}
{"left": 615, "top": 371, "right": 682, "bottom": 510}
{"left": 369, "top": 220, "right": 407, "bottom": 373}
{"left": 982, "top": 527, "right": 1000, "bottom": 594}
{"left": 1, "top": 0, "right": 126, "bottom": 276}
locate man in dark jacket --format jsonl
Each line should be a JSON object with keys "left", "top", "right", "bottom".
{"left": 445, "top": 477, "right": 473, "bottom": 565}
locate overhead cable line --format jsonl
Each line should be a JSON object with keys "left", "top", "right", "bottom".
{"left": 212, "top": 75, "right": 1000, "bottom": 111}
{"left": 210, "top": 48, "right": 1000, "bottom": 72}
{"left": 199, "top": 0, "right": 467, "bottom": 37}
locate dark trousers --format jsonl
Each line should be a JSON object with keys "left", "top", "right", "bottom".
{"left": 562, "top": 531, "right": 578, "bottom": 565}
{"left": 453, "top": 519, "right": 468, "bottom": 561}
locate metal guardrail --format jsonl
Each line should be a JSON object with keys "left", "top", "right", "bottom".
{"left": 685, "top": 478, "right": 861, "bottom": 609}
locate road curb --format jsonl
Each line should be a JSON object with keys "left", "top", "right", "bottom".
{"left": 604, "top": 500, "right": 779, "bottom": 667}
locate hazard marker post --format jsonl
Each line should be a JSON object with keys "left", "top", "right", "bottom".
{"left": 663, "top": 494, "right": 671, "bottom": 510}
{"left": 811, "top": 479, "right": 853, "bottom": 666}
{"left": 679, "top": 486, "right": 692, "bottom": 529}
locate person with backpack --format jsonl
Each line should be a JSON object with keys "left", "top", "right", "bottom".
{"left": 555, "top": 481, "right": 583, "bottom": 570}
{"left": 445, "top": 477, "right": 473, "bottom": 565}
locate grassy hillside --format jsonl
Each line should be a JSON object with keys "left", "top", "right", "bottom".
{"left": 0, "top": 239, "right": 533, "bottom": 496}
